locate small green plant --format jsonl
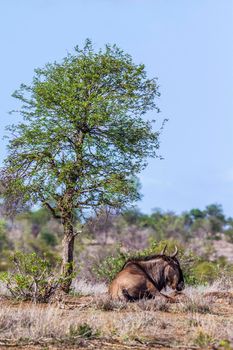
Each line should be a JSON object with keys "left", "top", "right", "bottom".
{"left": 69, "top": 323, "right": 96, "bottom": 338}
{"left": 194, "top": 331, "right": 214, "bottom": 347}
{"left": 217, "top": 339, "right": 233, "bottom": 350}
{"left": 0, "top": 252, "right": 67, "bottom": 302}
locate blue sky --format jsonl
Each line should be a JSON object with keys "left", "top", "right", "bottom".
{"left": 0, "top": 0, "right": 232, "bottom": 216}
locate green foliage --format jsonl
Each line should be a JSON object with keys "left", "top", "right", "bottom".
{"left": 92, "top": 245, "right": 128, "bottom": 282}
{"left": 225, "top": 228, "right": 233, "bottom": 243}
{"left": 183, "top": 257, "right": 233, "bottom": 286}
{"left": 189, "top": 208, "right": 206, "bottom": 220}
{"left": 0, "top": 252, "right": 66, "bottom": 302}
{"left": 224, "top": 217, "right": 233, "bottom": 243}
{"left": 40, "top": 230, "right": 58, "bottom": 247}
{"left": 0, "top": 219, "right": 12, "bottom": 271}
{"left": 1, "top": 39, "right": 162, "bottom": 218}
{"left": 0, "top": 219, "right": 9, "bottom": 252}
{"left": 123, "top": 208, "right": 190, "bottom": 241}
{"left": 179, "top": 251, "right": 201, "bottom": 286}
{"left": 122, "top": 208, "right": 143, "bottom": 226}
{"left": 191, "top": 261, "right": 219, "bottom": 284}
{"left": 189, "top": 204, "right": 226, "bottom": 235}
{"left": 122, "top": 204, "right": 229, "bottom": 240}
{"left": 20, "top": 208, "right": 52, "bottom": 227}
{"left": 205, "top": 204, "right": 225, "bottom": 220}
{"left": 24, "top": 236, "right": 60, "bottom": 267}
{"left": 217, "top": 340, "right": 233, "bottom": 350}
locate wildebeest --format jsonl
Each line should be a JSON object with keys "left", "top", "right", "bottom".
{"left": 108, "top": 245, "right": 184, "bottom": 301}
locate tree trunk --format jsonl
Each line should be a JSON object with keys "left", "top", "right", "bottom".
{"left": 61, "top": 218, "right": 75, "bottom": 293}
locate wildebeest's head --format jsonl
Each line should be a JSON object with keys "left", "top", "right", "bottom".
{"left": 161, "top": 245, "right": 185, "bottom": 291}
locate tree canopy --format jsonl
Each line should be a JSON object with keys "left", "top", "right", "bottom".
{"left": 1, "top": 40, "right": 162, "bottom": 220}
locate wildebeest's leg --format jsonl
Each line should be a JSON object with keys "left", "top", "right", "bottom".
{"left": 122, "top": 288, "right": 136, "bottom": 302}
{"left": 146, "top": 281, "right": 175, "bottom": 302}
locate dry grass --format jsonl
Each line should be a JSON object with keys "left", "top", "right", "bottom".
{"left": 0, "top": 304, "right": 71, "bottom": 340}
{"left": 0, "top": 281, "right": 232, "bottom": 349}
{"left": 186, "top": 275, "right": 233, "bottom": 295}
{"left": 0, "top": 283, "right": 10, "bottom": 297}
{"left": 177, "top": 293, "right": 212, "bottom": 314}
{"left": 71, "top": 279, "right": 107, "bottom": 296}
{"left": 93, "top": 294, "right": 127, "bottom": 311}
{"left": 135, "top": 297, "right": 170, "bottom": 312}
{"left": 188, "top": 314, "right": 233, "bottom": 347}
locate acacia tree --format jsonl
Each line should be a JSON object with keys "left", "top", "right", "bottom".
{"left": 0, "top": 40, "right": 163, "bottom": 291}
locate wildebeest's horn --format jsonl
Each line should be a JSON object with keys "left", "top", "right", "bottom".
{"left": 161, "top": 244, "right": 167, "bottom": 255}
{"left": 170, "top": 245, "right": 178, "bottom": 258}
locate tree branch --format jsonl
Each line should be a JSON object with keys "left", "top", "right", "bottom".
{"left": 43, "top": 202, "right": 61, "bottom": 219}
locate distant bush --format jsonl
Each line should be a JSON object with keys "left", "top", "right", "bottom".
{"left": 179, "top": 251, "right": 201, "bottom": 286}
{"left": 25, "top": 236, "right": 60, "bottom": 267}
{"left": 191, "top": 261, "right": 219, "bottom": 284}
{"left": 224, "top": 228, "right": 233, "bottom": 243}
{"left": 40, "top": 229, "right": 58, "bottom": 247}
{"left": 0, "top": 219, "right": 10, "bottom": 252}
{"left": 0, "top": 219, "right": 12, "bottom": 271}
{"left": 0, "top": 252, "right": 66, "bottom": 302}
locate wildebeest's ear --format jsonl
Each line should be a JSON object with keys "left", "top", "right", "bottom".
{"left": 160, "top": 244, "right": 167, "bottom": 255}
{"left": 170, "top": 246, "right": 178, "bottom": 258}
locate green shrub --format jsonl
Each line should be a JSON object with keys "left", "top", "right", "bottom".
{"left": 191, "top": 261, "right": 220, "bottom": 284}
{"left": 184, "top": 258, "right": 233, "bottom": 286}
{"left": 92, "top": 245, "right": 128, "bottom": 282}
{"left": 178, "top": 250, "right": 201, "bottom": 286}
{"left": 40, "top": 230, "right": 58, "bottom": 247}
{"left": 0, "top": 252, "right": 66, "bottom": 302}
{"left": 26, "top": 237, "right": 60, "bottom": 267}
{"left": 93, "top": 240, "right": 192, "bottom": 282}
{"left": 0, "top": 219, "right": 10, "bottom": 252}
{"left": 224, "top": 228, "right": 233, "bottom": 243}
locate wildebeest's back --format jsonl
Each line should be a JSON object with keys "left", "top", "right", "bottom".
{"left": 108, "top": 263, "right": 154, "bottom": 300}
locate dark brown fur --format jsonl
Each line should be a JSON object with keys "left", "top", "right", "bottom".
{"left": 108, "top": 253, "right": 184, "bottom": 301}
